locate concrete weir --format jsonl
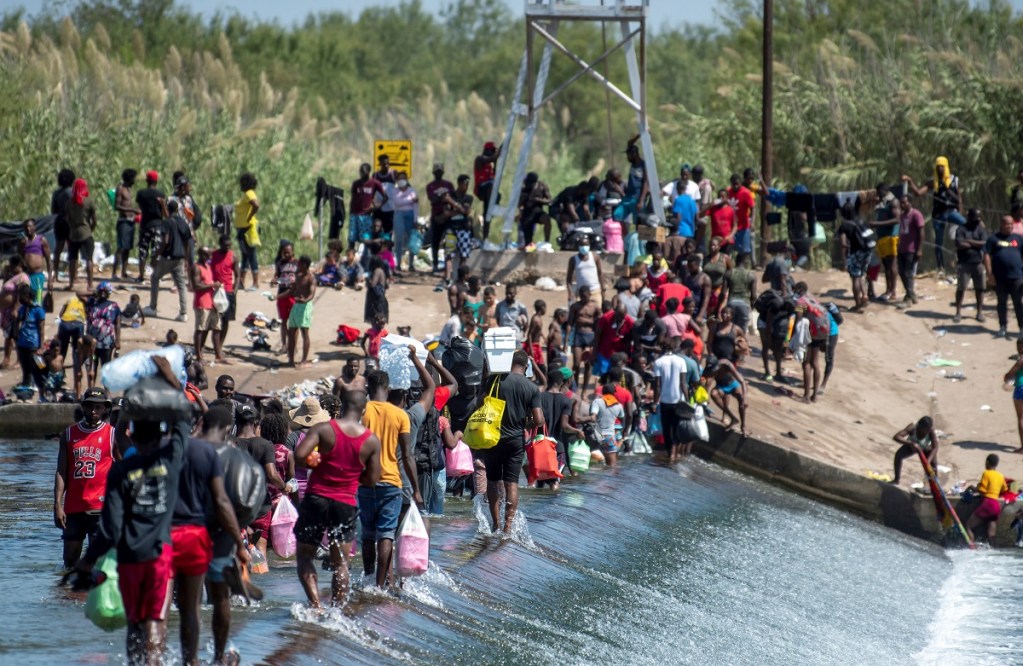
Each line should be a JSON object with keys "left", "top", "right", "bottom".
{"left": 0, "top": 402, "right": 77, "bottom": 438}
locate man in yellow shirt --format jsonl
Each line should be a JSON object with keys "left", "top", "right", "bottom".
{"left": 359, "top": 368, "right": 421, "bottom": 588}
{"left": 235, "top": 172, "right": 260, "bottom": 291}
{"left": 965, "top": 454, "right": 1008, "bottom": 544}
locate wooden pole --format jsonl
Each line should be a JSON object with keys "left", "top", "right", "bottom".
{"left": 759, "top": 0, "right": 773, "bottom": 266}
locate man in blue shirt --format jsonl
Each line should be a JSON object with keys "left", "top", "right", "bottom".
{"left": 14, "top": 283, "right": 46, "bottom": 395}
{"left": 672, "top": 193, "right": 698, "bottom": 240}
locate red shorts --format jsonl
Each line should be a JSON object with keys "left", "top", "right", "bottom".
{"left": 171, "top": 524, "right": 213, "bottom": 576}
{"left": 276, "top": 295, "right": 295, "bottom": 323}
{"left": 973, "top": 497, "right": 1002, "bottom": 522}
{"left": 524, "top": 342, "right": 544, "bottom": 368}
{"left": 117, "top": 543, "right": 173, "bottom": 624}
{"left": 250, "top": 509, "right": 272, "bottom": 542}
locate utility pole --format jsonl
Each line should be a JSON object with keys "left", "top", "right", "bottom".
{"left": 759, "top": 0, "right": 773, "bottom": 266}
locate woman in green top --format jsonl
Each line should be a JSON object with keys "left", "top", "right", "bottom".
{"left": 1003, "top": 338, "right": 1023, "bottom": 453}
{"left": 722, "top": 252, "right": 756, "bottom": 332}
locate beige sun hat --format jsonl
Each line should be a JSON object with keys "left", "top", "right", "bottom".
{"left": 289, "top": 396, "right": 330, "bottom": 427}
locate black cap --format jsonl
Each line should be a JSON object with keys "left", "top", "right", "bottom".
{"left": 81, "top": 386, "right": 112, "bottom": 405}
{"left": 174, "top": 176, "right": 190, "bottom": 187}
{"left": 236, "top": 404, "right": 258, "bottom": 423}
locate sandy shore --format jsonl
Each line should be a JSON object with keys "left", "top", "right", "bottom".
{"left": 19, "top": 263, "right": 1021, "bottom": 493}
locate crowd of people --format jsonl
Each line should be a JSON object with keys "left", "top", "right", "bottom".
{"left": 27, "top": 146, "right": 1023, "bottom": 664}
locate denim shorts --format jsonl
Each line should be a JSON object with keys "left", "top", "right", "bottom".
{"left": 357, "top": 483, "right": 403, "bottom": 542}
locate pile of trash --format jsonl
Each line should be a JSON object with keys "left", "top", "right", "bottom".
{"left": 272, "top": 376, "right": 335, "bottom": 408}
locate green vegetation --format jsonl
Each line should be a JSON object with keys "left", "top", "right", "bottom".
{"left": 1, "top": 0, "right": 1022, "bottom": 259}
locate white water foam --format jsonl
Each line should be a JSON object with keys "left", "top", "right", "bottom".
{"left": 290, "top": 603, "right": 414, "bottom": 662}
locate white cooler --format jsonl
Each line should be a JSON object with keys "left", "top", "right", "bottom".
{"left": 483, "top": 326, "right": 520, "bottom": 373}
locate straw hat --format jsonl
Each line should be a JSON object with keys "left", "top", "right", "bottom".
{"left": 289, "top": 397, "right": 330, "bottom": 427}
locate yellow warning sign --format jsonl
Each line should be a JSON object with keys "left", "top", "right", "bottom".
{"left": 374, "top": 140, "right": 413, "bottom": 179}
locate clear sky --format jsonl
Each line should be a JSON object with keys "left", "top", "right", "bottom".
{"left": 9, "top": 0, "right": 715, "bottom": 31}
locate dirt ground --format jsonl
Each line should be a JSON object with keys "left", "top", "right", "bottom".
{"left": 22, "top": 262, "right": 1023, "bottom": 491}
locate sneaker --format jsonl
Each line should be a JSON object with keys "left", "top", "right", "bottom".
{"left": 998, "top": 327, "right": 1008, "bottom": 338}
{"left": 142, "top": 307, "right": 157, "bottom": 317}
{"left": 175, "top": 313, "right": 188, "bottom": 322}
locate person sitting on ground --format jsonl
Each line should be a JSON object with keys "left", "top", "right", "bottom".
{"left": 341, "top": 247, "right": 365, "bottom": 290}
{"left": 317, "top": 251, "right": 344, "bottom": 289}
{"left": 964, "top": 453, "right": 1008, "bottom": 544}
{"left": 704, "top": 354, "right": 749, "bottom": 436}
{"left": 891, "top": 416, "right": 939, "bottom": 485}
{"left": 120, "top": 293, "right": 145, "bottom": 328}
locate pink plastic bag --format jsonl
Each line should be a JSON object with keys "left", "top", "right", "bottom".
{"left": 445, "top": 440, "right": 474, "bottom": 477}
{"left": 270, "top": 497, "right": 298, "bottom": 558}
{"left": 395, "top": 503, "right": 429, "bottom": 577}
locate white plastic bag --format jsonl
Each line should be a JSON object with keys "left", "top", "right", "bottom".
{"left": 213, "top": 287, "right": 229, "bottom": 314}
{"left": 300, "top": 213, "right": 315, "bottom": 241}
{"left": 694, "top": 405, "right": 710, "bottom": 442}
{"left": 100, "top": 344, "right": 187, "bottom": 392}
{"left": 395, "top": 503, "right": 429, "bottom": 577}
{"left": 270, "top": 497, "right": 298, "bottom": 558}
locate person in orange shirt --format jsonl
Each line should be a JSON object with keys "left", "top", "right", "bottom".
{"left": 965, "top": 454, "right": 1008, "bottom": 544}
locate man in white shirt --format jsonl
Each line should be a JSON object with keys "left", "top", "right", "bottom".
{"left": 439, "top": 305, "right": 476, "bottom": 346}
{"left": 661, "top": 163, "right": 701, "bottom": 206}
{"left": 653, "top": 337, "right": 694, "bottom": 462}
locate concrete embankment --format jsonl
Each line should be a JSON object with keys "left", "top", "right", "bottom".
{"left": 0, "top": 403, "right": 77, "bottom": 438}
{"left": 697, "top": 423, "right": 1016, "bottom": 546}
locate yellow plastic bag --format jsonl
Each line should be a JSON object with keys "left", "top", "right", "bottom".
{"left": 244, "top": 221, "right": 261, "bottom": 248}
{"left": 463, "top": 378, "right": 505, "bottom": 450}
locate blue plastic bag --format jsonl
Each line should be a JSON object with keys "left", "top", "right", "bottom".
{"left": 646, "top": 412, "right": 662, "bottom": 437}
{"left": 408, "top": 228, "right": 423, "bottom": 256}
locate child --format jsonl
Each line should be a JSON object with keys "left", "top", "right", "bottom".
{"left": 165, "top": 328, "right": 179, "bottom": 346}
{"left": 276, "top": 255, "right": 316, "bottom": 368}
{"left": 360, "top": 313, "right": 388, "bottom": 361}
{"left": 77, "top": 334, "right": 97, "bottom": 388}
{"left": 547, "top": 308, "right": 568, "bottom": 369}
{"left": 341, "top": 247, "right": 365, "bottom": 290}
{"left": 525, "top": 300, "right": 546, "bottom": 370}
{"left": 120, "top": 293, "right": 145, "bottom": 328}
{"left": 42, "top": 338, "right": 66, "bottom": 401}
{"left": 965, "top": 454, "right": 1008, "bottom": 544}
{"left": 378, "top": 239, "right": 397, "bottom": 274}
{"left": 589, "top": 384, "right": 624, "bottom": 467}
{"left": 317, "top": 251, "right": 343, "bottom": 289}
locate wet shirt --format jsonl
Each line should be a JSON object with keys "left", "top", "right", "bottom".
{"left": 85, "top": 420, "right": 191, "bottom": 564}
{"left": 977, "top": 468, "right": 1008, "bottom": 500}
{"left": 363, "top": 400, "right": 411, "bottom": 488}
{"left": 172, "top": 437, "right": 223, "bottom": 526}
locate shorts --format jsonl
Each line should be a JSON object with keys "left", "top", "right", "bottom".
{"left": 288, "top": 300, "right": 313, "bottom": 329}
{"left": 733, "top": 228, "right": 752, "bottom": 254}
{"left": 847, "top": 249, "right": 871, "bottom": 278}
{"left": 480, "top": 439, "right": 525, "bottom": 484}
{"left": 94, "top": 347, "right": 114, "bottom": 366}
{"left": 116, "top": 219, "right": 135, "bottom": 251}
{"left": 138, "top": 224, "right": 162, "bottom": 264}
{"left": 249, "top": 509, "right": 272, "bottom": 542}
{"left": 170, "top": 523, "right": 213, "bottom": 576}
{"left": 1013, "top": 385, "right": 1023, "bottom": 401}
{"left": 718, "top": 379, "right": 741, "bottom": 395}
{"left": 29, "top": 271, "right": 46, "bottom": 304}
{"left": 276, "top": 294, "right": 296, "bottom": 323}
{"left": 68, "top": 237, "right": 95, "bottom": 263}
{"left": 194, "top": 307, "right": 221, "bottom": 332}
{"left": 222, "top": 292, "right": 237, "bottom": 322}
{"left": 573, "top": 329, "right": 595, "bottom": 348}
{"left": 957, "top": 263, "right": 985, "bottom": 291}
{"left": 63, "top": 511, "right": 100, "bottom": 542}
{"left": 524, "top": 342, "right": 544, "bottom": 368}
{"left": 455, "top": 229, "right": 474, "bottom": 259}
{"left": 357, "top": 483, "right": 403, "bottom": 542}
{"left": 294, "top": 493, "right": 359, "bottom": 546}
{"left": 973, "top": 497, "right": 1002, "bottom": 522}
{"left": 547, "top": 347, "right": 568, "bottom": 368}
{"left": 117, "top": 543, "right": 173, "bottom": 624}
{"left": 592, "top": 353, "right": 611, "bottom": 376}
{"left": 808, "top": 338, "right": 828, "bottom": 352}
{"left": 600, "top": 434, "right": 619, "bottom": 455}
{"left": 877, "top": 235, "right": 898, "bottom": 259}
{"left": 206, "top": 530, "right": 236, "bottom": 584}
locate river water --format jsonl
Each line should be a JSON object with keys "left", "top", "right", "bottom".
{"left": 1, "top": 437, "right": 1019, "bottom": 665}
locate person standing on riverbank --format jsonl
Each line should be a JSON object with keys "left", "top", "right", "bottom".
{"left": 891, "top": 416, "right": 939, "bottom": 485}
{"left": 295, "top": 390, "right": 381, "bottom": 607}
{"left": 19, "top": 219, "right": 50, "bottom": 304}
{"left": 135, "top": 170, "right": 168, "bottom": 284}
{"left": 984, "top": 215, "right": 1023, "bottom": 339}
{"left": 53, "top": 387, "right": 116, "bottom": 568}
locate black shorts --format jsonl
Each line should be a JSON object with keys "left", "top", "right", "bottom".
{"left": 222, "top": 292, "right": 237, "bottom": 322}
{"left": 94, "top": 347, "right": 114, "bottom": 366}
{"left": 573, "top": 329, "right": 596, "bottom": 348}
{"left": 480, "top": 440, "right": 525, "bottom": 484}
{"left": 116, "top": 219, "right": 135, "bottom": 251}
{"left": 68, "top": 238, "right": 95, "bottom": 263}
{"left": 808, "top": 338, "right": 828, "bottom": 352}
{"left": 63, "top": 511, "right": 100, "bottom": 542}
{"left": 294, "top": 493, "right": 359, "bottom": 546}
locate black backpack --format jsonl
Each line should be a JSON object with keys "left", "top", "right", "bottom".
{"left": 754, "top": 289, "right": 784, "bottom": 316}
{"left": 414, "top": 405, "right": 444, "bottom": 472}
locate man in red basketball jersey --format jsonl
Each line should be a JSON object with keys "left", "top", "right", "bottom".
{"left": 53, "top": 387, "right": 118, "bottom": 568}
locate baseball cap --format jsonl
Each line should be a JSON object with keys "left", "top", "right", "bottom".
{"left": 81, "top": 386, "right": 112, "bottom": 405}
{"left": 558, "top": 366, "right": 574, "bottom": 381}
{"left": 174, "top": 175, "right": 189, "bottom": 187}
{"left": 146, "top": 170, "right": 158, "bottom": 183}
{"left": 680, "top": 162, "right": 692, "bottom": 172}
{"left": 432, "top": 162, "right": 445, "bottom": 172}
{"left": 236, "top": 404, "right": 259, "bottom": 423}
{"left": 483, "top": 141, "right": 496, "bottom": 151}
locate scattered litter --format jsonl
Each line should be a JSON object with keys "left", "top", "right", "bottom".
{"left": 534, "top": 277, "right": 561, "bottom": 291}
{"left": 929, "top": 358, "right": 961, "bottom": 367}
{"left": 866, "top": 471, "right": 893, "bottom": 482}
{"left": 782, "top": 431, "right": 798, "bottom": 439}
{"left": 910, "top": 481, "right": 924, "bottom": 490}
{"left": 981, "top": 405, "right": 993, "bottom": 411}
{"left": 962, "top": 342, "right": 971, "bottom": 347}
{"left": 927, "top": 391, "right": 938, "bottom": 399}
{"left": 936, "top": 465, "right": 952, "bottom": 474}
{"left": 936, "top": 329, "right": 947, "bottom": 337}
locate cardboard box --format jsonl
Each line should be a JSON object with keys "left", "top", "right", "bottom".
{"left": 637, "top": 225, "right": 667, "bottom": 242}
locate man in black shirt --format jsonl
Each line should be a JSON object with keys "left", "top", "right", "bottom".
{"left": 954, "top": 208, "right": 988, "bottom": 323}
{"left": 233, "top": 405, "right": 286, "bottom": 557}
{"left": 75, "top": 357, "right": 193, "bottom": 666}
{"left": 50, "top": 168, "right": 75, "bottom": 286}
{"left": 144, "top": 199, "right": 190, "bottom": 321}
{"left": 478, "top": 350, "right": 544, "bottom": 533}
{"left": 984, "top": 215, "right": 1023, "bottom": 338}
{"left": 135, "top": 170, "right": 168, "bottom": 283}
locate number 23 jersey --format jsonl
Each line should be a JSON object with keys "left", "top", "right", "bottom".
{"left": 63, "top": 421, "right": 116, "bottom": 514}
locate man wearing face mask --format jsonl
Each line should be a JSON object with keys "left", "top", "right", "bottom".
{"left": 566, "top": 235, "right": 605, "bottom": 305}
